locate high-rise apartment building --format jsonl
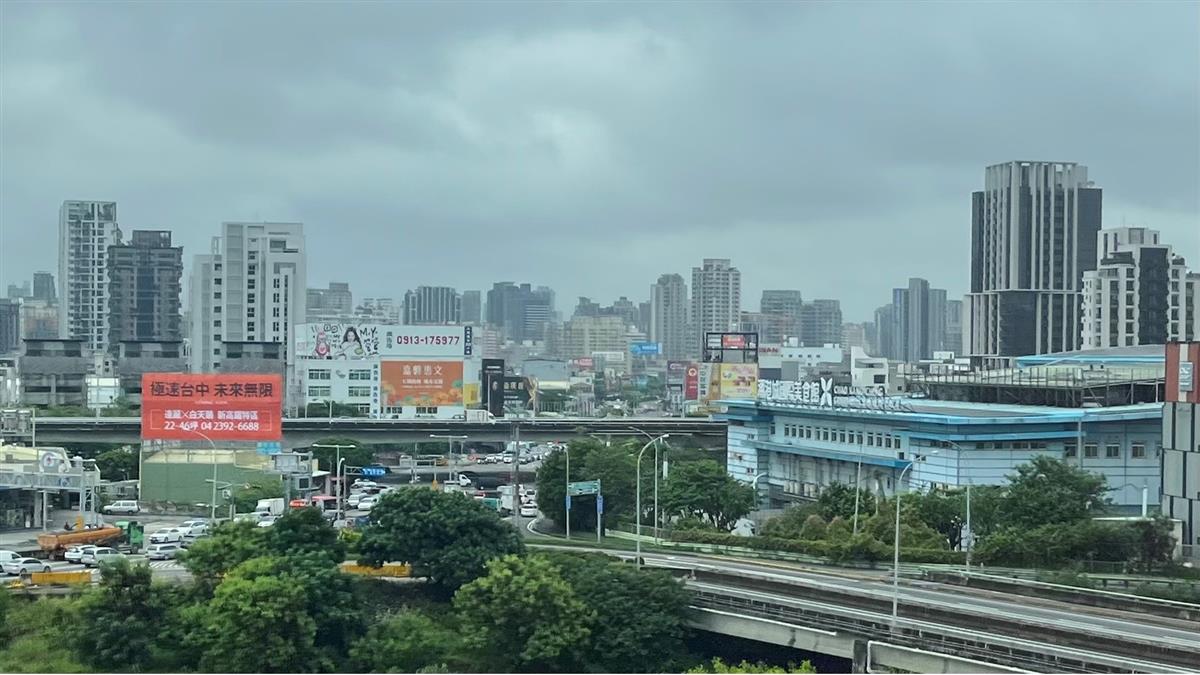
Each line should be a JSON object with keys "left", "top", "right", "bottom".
{"left": 58, "top": 200, "right": 122, "bottom": 352}
{"left": 32, "top": 272, "right": 56, "bottom": 304}
{"left": 403, "top": 286, "right": 461, "bottom": 324}
{"left": 760, "top": 290, "right": 804, "bottom": 343}
{"left": 0, "top": 299, "right": 18, "bottom": 354}
{"left": 877, "top": 279, "right": 957, "bottom": 361}
{"left": 188, "top": 222, "right": 306, "bottom": 373}
{"left": 968, "top": 161, "right": 1102, "bottom": 366}
{"left": 485, "top": 282, "right": 554, "bottom": 342}
{"left": 460, "top": 290, "right": 482, "bottom": 324}
{"left": 873, "top": 305, "right": 895, "bottom": 358}
{"left": 560, "top": 315, "right": 626, "bottom": 360}
{"left": 107, "top": 230, "right": 183, "bottom": 344}
{"left": 945, "top": 299, "right": 964, "bottom": 355}
{"left": 651, "top": 273, "right": 690, "bottom": 360}
{"left": 1081, "top": 227, "right": 1198, "bottom": 348}
{"left": 691, "top": 259, "right": 741, "bottom": 347}
{"left": 841, "top": 322, "right": 867, "bottom": 353}
{"left": 306, "top": 282, "right": 353, "bottom": 318}
{"left": 800, "top": 299, "right": 842, "bottom": 346}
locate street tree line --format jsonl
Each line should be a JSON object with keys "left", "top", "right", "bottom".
{"left": 0, "top": 486, "right": 802, "bottom": 673}
{"left": 678, "top": 456, "right": 1177, "bottom": 571}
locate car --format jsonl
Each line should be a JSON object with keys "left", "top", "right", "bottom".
{"left": 519, "top": 504, "right": 538, "bottom": 518}
{"left": 3, "top": 557, "right": 52, "bottom": 575}
{"left": 148, "top": 527, "right": 186, "bottom": 544}
{"left": 177, "top": 519, "right": 209, "bottom": 536}
{"left": 64, "top": 545, "right": 97, "bottom": 563}
{"left": 351, "top": 479, "right": 378, "bottom": 489}
{"left": 81, "top": 547, "right": 122, "bottom": 567}
{"left": 0, "top": 550, "right": 23, "bottom": 566}
{"left": 102, "top": 500, "right": 140, "bottom": 515}
{"left": 256, "top": 515, "right": 279, "bottom": 528}
{"left": 347, "top": 493, "right": 366, "bottom": 508}
{"left": 179, "top": 534, "right": 202, "bottom": 549}
{"left": 502, "top": 455, "right": 513, "bottom": 464}
{"left": 146, "top": 543, "right": 181, "bottom": 560}
{"left": 358, "top": 496, "right": 378, "bottom": 511}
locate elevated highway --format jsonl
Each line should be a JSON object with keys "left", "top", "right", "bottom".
{"left": 534, "top": 546, "right": 1200, "bottom": 673}
{"left": 28, "top": 416, "right": 727, "bottom": 446}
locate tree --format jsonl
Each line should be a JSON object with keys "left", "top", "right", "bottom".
{"left": 193, "top": 558, "right": 325, "bottom": 672}
{"left": 94, "top": 446, "right": 138, "bottom": 481}
{"left": 268, "top": 506, "right": 346, "bottom": 560}
{"left": 358, "top": 488, "right": 525, "bottom": 590}
{"left": 761, "top": 504, "right": 820, "bottom": 538}
{"left": 688, "top": 658, "right": 816, "bottom": 673}
{"left": 546, "top": 552, "right": 692, "bottom": 672}
{"left": 0, "top": 597, "right": 87, "bottom": 673}
{"left": 1130, "top": 516, "right": 1177, "bottom": 569}
{"left": 864, "top": 500, "right": 948, "bottom": 550}
{"left": 74, "top": 560, "right": 171, "bottom": 672}
{"left": 179, "top": 519, "right": 270, "bottom": 587}
{"left": 798, "top": 515, "right": 828, "bottom": 541}
{"left": 815, "top": 482, "right": 876, "bottom": 522}
{"left": 310, "top": 437, "right": 375, "bottom": 474}
{"left": 536, "top": 439, "right": 638, "bottom": 533}
{"left": 825, "top": 516, "right": 852, "bottom": 540}
{"left": 659, "top": 459, "right": 755, "bottom": 530}
{"left": 454, "top": 554, "right": 592, "bottom": 672}
{"left": 349, "top": 610, "right": 466, "bottom": 673}
{"left": 1001, "top": 456, "right": 1109, "bottom": 528}
{"left": 231, "top": 477, "right": 285, "bottom": 513}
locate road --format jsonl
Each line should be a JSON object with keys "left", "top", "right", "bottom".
{"left": 532, "top": 546, "right": 1200, "bottom": 650}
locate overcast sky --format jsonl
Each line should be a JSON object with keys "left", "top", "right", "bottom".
{"left": 1, "top": 1, "right": 1197, "bottom": 321}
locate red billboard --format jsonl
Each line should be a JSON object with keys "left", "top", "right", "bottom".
{"left": 141, "top": 373, "right": 283, "bottom": 441}
{"left": 722, "top": 334, "right": 747, "bottom": 349}
{"left": 684, "top": 363, "right": 699, "bottom": 400}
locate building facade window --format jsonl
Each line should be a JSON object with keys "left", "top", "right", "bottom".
{"left": 1105, "top": 443, "right": 1120, "bottom": 458}
{"left": 1131, "top": 443, "right": 1146, "bottom": 459}
{"left": 348, "top": 386, "right": 372, "bottom": 397}
{"left": 1084, "top": 443, "right": 1098, "bottom": 458}
{"left": 1064, "top": 443, "right": 1077, "bottom": 458}
{"left": 349, "top": 369, "right": 372, "bottom": 380}
{"left": 308, "top": 369, "right": 331, "bottom": 380}
{"left": 307, "top": 386, "right": 331, "bottom": 397}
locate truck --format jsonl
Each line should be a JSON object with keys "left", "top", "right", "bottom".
{"left": 255, "top": 498, "right": 286, "bottom": 516}
{"left": 37, "top": 526, "right": 123, "bottom": 560}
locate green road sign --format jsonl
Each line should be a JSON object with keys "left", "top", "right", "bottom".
{"left": 567, "top": 480, "right": 600, "bottom": 496}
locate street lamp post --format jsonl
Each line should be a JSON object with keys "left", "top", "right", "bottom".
{"left": 186, "top": 430, "right": 219, "bottom": 520}
{"left": 892, "top": 449, "right": 938, "bottom": 627}
{"left": 635, "top": 434, "right": 670, "bottom": 568}
{"left": 627, "top": 427, "right": 669, "bottom": 543}
{"left": 430, "top": 434, "right": 469, "bottom": 485}
{"left": 313, "top": 442, "right": 358, "bottom": 517}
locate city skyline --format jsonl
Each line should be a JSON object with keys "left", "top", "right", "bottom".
{"left": 2, "top": 3, "right": 1197, "bottom": 321}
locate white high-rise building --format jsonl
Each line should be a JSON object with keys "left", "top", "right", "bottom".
{"left": 651, "top": 273, "right": 690, "bottom": 360}
{"left": 58, "top": 201, "right": 121, "bottom": 351}
{"left": 691, "top": 258, "right": 741, "bottom": 350}
{"left": 188, "top": 222, "right": 306, "bottom": 373}
{"left": 1081, "top": 227, "right": 1198, "bottom": 349}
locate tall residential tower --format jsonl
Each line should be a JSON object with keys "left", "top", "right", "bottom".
{"left": 58, "top": 200, "right": 121, "bottom": 351}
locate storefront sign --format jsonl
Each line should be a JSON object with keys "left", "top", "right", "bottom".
{"left": 757, "top": 379, "right": 913, "bottom": 412}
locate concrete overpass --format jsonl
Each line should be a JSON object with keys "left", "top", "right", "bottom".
{"left": 535, "top": 546, "right": 1200, "bottom": 674}
{"left": 28, "top": 416, "right": 727, "bottom": 446}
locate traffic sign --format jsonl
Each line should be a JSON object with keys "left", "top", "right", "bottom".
{"left": 596, "top": 495, "right": 604, "bottom": 514}
{"left": 567, "top": 480, "right": 600, "bottom": 496}
{"left": 362, "top": 466, "right": 387, "bottom": 478}
{"left": 565, "top": 494, "right": 572, "bottom": 510}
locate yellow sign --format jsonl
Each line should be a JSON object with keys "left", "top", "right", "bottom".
{"left": 464, "top": 382, "right": 481, "bottom": 405}
{"left": 340, "top": 563, "right": 411, "bottom": 578}
{"left": 30, "top": 570, "right": 93, "bottom": 586}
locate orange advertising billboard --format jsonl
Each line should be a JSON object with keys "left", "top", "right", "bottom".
{"left": 140, "top": 373, "right": 283, "bottom": 441}
{"left": 381, "top": 361, "right": 464, "bottom": 407}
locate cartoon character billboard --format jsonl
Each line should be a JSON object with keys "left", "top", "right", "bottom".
{"left": 296, "top": 323, "right": 472, "bottom": 360}
{"left": 718, "top": 364, "right": 759, "bottom": 400}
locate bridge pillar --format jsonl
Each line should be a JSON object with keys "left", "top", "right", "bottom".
{"left": 851, "top": 639, "right": 868, "bottom": 673}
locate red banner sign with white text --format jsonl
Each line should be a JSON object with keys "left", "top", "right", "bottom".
{"left": 140, "top": 373, "right": 283, "bottom": 441}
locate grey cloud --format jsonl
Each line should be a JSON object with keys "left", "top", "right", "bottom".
{"left": 1, "top": 1, "right": 1197, "bottom": 320}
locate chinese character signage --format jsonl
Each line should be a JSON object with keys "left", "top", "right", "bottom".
{"left": 295, "top": 323, "right": 472, "bottom": 360}
{"left": 141, "top": 373, "right": 283, "bottom": 441}
{"left": 1166, "top": 342, "right": 1200, "bottom": 403}
{"left": 381, "top": 360, "right": 464, "bottom": 407}
{"left": 757, "top": 378, "right": 913, "bottom": 412}
{"left": 718, "top": 364, "right": 758, "bottom": 400}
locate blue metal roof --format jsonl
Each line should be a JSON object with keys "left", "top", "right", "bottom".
{"left": 721, "top": 399, "right": 1162, "bottom": 426}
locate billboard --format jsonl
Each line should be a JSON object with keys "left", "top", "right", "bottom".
{"left": 296, "top": 323, "right": 472, "bottom": 359}
{"left": 696, "top": 363, "right": 715, "bottom": 402}
{"left": 381, "top": 361, "right": 464, "bottom": 407}
{"left": 141, "top": 373, "right": 283, "bottom": 441}
{"left": 684, "top": 363, "right": 699, "bottom": 400}
{"left": 630, "top": 342, "right": 662, "bottom": 356}
{"left": 703, "top": 332, "right": 759, "bottom": 365}
{"left": 718, "top": 364, "right": 758, "bottom": 400}
{"left": 667, "top": 360, "right": 688, "bottom": 385}
{"left": 481, "top": 358, "right": 505, "bottom": 417}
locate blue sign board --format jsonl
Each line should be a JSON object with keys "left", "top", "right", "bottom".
{"left": 361, "top": 466, "right": 387, "bottom": 478}
{"left": 256, "top": 441, "right": 282, "bottom": 456}
{"left": 630, "top": 342, "right": 662, "bottom": 356}
{"left": 565, "top": 494, "right": 572, "bottom": 510}
{"left": 596, "top": 495, "right": 604, "bottom": 514}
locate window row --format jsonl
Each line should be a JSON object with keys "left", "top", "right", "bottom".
{"left": 777, "top": 423, "right": 900, "bottom": 449}
{"left": 1063, "top": 442, "right": 1151, "bottom": 459}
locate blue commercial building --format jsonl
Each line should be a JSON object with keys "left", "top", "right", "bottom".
{"left": 720, "top": 397, "right": 1162, "bottom": 511}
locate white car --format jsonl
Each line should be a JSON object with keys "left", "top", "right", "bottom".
{"left": 519, "top": 504, "right": 538, "bottom": 518}
{"left": 146, "top": 543, "right": 181, "bottom": 560}
{"left": 64, "top": 545, "right": 97, "bottom": 563}
{"left": 3, "top": 557, "right": 51, "bottom": 575}
{"left": 81, "top": 547, "right": 123, "bottom": 567}
{"left": 102, "top": 500, "right": 140, "bottom": 515}
{"left": 256, "top": 515, "right": 279, "bottom": 528}
{"left": 148, "top": 527, "right": 186, "bottom": 544}
{"left": 177, "top": 519, "right": 209, "bottom": 536}
{"left": 358, "top": 496, "right": 378, "bottom": 511}
{"left": 347, "top": 493, "right": 365, "bottom": 508}
{"left": 502, "top": 455, "right": 513, "bottom": 464}
{"left": 352, "top": 480, "right": 379, "bottom": 490}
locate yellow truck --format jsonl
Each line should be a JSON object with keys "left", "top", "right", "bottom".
{"left": 37, "top": 526, "right": 123, "bottom": 560}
